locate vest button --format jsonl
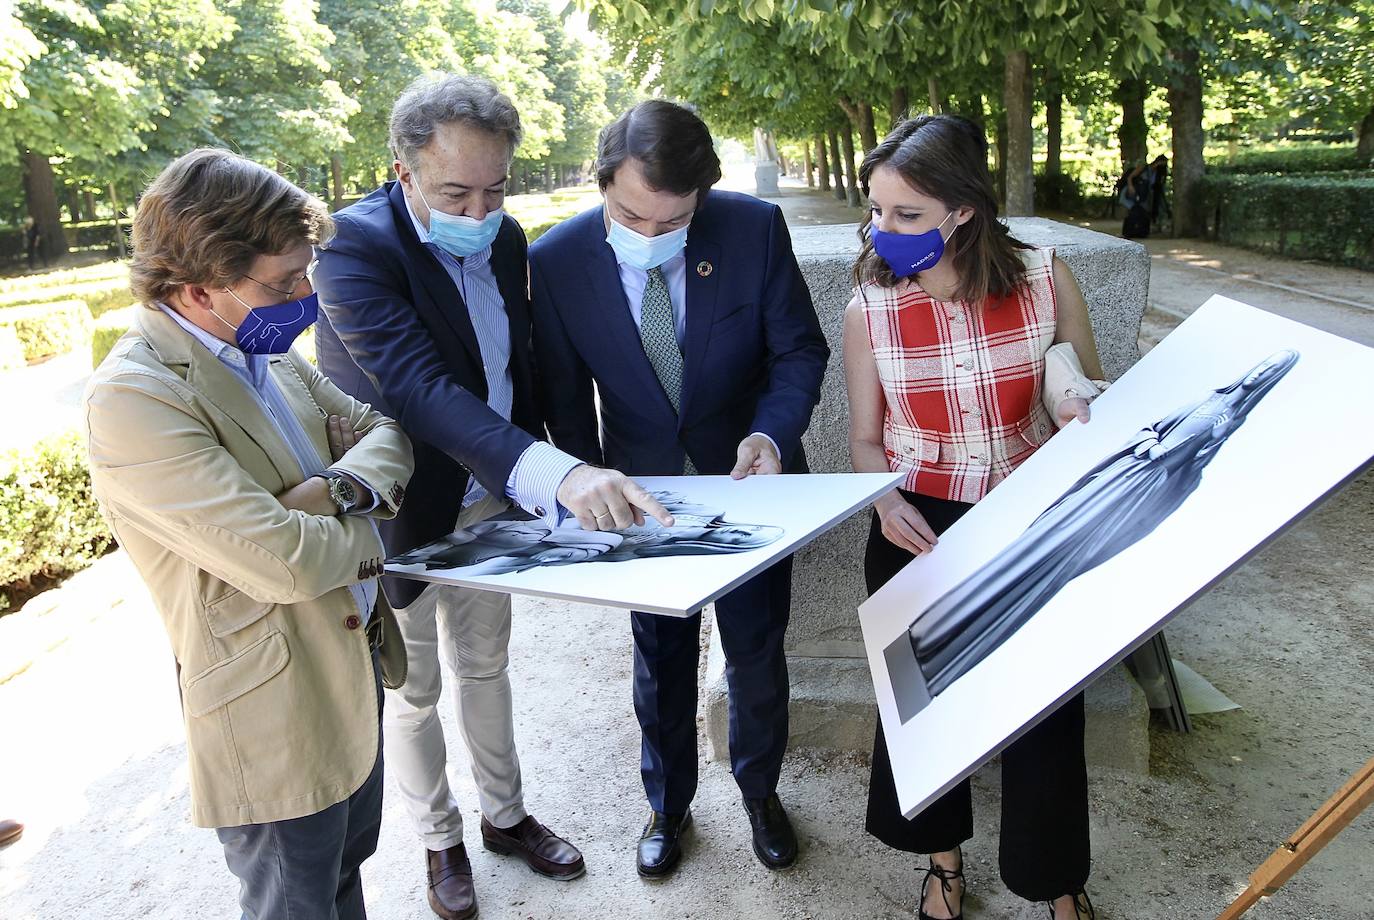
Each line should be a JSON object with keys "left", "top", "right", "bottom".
{"left": 344, "top": 614, "right": 361, "bottom": 631}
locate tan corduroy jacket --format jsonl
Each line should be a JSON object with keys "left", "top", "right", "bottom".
{"left": 83, "top": 307, "right": 414, "bottom": 828}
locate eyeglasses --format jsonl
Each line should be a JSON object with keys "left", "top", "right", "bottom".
{"left": 242, "top": 258, "right": 319, "bottom": 297}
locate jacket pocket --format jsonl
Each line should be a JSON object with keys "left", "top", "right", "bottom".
{"left": 1015, "top": 412, "right": 1056, "bottom": 450}
{"left": 184, "top": 630, "right": 290, "bottom": 718}
{"left": 204, "top": 587, "right": 275, "bottom": 638}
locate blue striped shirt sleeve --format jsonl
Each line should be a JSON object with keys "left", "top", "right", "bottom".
{"left": 507, "top": 440, "right": 583, "bottom": 525}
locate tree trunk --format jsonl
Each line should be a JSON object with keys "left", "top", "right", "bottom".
{"left": 1357, "top": 105, "right": 1374, "bottom": 162}
{"left": 65, "top": 186, "right": 82, "bottom": 223}
{"left": 968, "top": 93, "right": 986, "bottom": 137}
{"left": 107, "top": 182, "right": 125, "bottom": 254}
{"left": 21, "top": 150, "right": 68, "bottom": 263}
{"left": 1167, "top": 46, "right": 1205, "bottom": 237}
{"left": 1004, "top": 50, "right": 1035, "bottom": 216}
{"left": 816, "top": 134, "right": 830, "bottom": 192}
{"left": 928, "top": 76, "right": 943, "bottom": 114}
{"left": 803, "top": 143, "right": 814, "bottom": 187}
{"left": 891, "top": 87, "right": 909, "bottom": 126}
{"left": 83, "top": 189, "right": 97, "bottom": 221}
{"left": 330, "top": 154, "right": 345, "bottom": 211}
{"left": 840, "top": 126, "right": 861, "bottom": 207}
{"left": 1118, "top": 76, "right": 1149, "bottom": 167}
{"left": 1045, "top": 69, "right": 1063, "bottom": 176}
{"left": 857, "top": 102, "right": 878, "bottom": 153}
{"left": 827, "top": 129, "right": 845, "bottom": 200}
{"left": 994, "top": 113, "right": 1008, "bottom": 206}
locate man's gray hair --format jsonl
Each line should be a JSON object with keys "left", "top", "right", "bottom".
{"left": 389, "top": 73, "right": 523, "bottom": 168}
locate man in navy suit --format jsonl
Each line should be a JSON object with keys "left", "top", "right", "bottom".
{"left": 312, "top": 75, "right": 672, "bottom": 920}
{"left": 529, "top": 101, "right": 829, "bottom": 877}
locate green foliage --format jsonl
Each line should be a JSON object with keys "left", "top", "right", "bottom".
{"left": 1207, "top": 143, "right": 1372, "bottom": 174}
{"left": 0, "top": 260, "right": 127, "bottom": 295}
{"left": 1199, "top": 172, "right": 1374, "bottom": 269}
{"left": 0, "top": 299, "right": 92, "bottom": 361}
{"left": 0, "top": 277, "right": 133, "bottom": 316}
{"left": 0, "top": 324, "right": 24, "bottom": 370}
{"left": 91, "top": 306, "right": 135, "bottom": 368}
{"left": 0, "top": 430, "right": 114, "bottom": 613}
{"left": 1034, "top": 171, "right": 1087, "bottom": 213}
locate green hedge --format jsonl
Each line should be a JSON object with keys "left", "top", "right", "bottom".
{"left": 1207, "top": 145, "right": 1372, "bottom": 176}
{"left": 0, "top": 260, "right": 128, "bottom": 295}
{"left": 0, "top": 431, "right": 114, "bottom": 612}
{"left": 0, "top": 276, "right": 134, "bottom": 317}
{"left": 0, "top": 325, "right": 23, "bottom": 370}
{"left": 92, "top": 307, "right": 136, "bottom": 368}
{"left": 1199, "top": 173, "right": 1374, "bottom": 270}
{"left": 0, "top": 299, "right": 93, "bottom": 363}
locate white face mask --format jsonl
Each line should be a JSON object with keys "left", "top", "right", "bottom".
{"left": 605, "top": 216, "right": 690, "bottom": 271}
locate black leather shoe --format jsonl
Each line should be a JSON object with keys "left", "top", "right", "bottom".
{"left": 636, "top": 809, "right": 692, "bottom": 878}
{"left": 742, "top": 794, "right": 798, "bottom": 870}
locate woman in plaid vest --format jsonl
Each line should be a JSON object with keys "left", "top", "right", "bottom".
{"left": 843, "top": 115, "right": 1106, "bottom": 920}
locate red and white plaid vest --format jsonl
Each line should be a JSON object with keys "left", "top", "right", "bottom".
{"left": 857, "top": 247, "right": 1059, "bottom": 503}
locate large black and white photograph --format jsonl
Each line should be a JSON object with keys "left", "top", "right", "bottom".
{"left": 861, "top": 297, "right": 1374, "bottom": 818}
{"left": 387, "top": 472, "right": 901, "bottom": 616}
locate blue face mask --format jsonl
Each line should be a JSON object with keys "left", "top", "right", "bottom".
{"left": 606, "top": 216, "right": 690, "bottom": 271}
{"left": 415, "top": 184, "right": 504, "bottom": 258}
{"left": 871, "top": 211, "right": 956, "bottom": 278}
{"left": 217, "top": 289, "right": 319, "bottom": 355}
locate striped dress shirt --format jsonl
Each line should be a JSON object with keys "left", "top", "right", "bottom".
{"left": 406, "top": 199, "right": 579, "bottom": 522}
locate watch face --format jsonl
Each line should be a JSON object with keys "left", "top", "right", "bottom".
{"left": 332, "top": 474, "right": 357, "bottom": 509}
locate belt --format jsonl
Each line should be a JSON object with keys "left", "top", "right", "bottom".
{"left": 365, "top": 613, "right": 385, "bottom": 653}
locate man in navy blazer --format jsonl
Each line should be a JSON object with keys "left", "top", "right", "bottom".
{"left": 529, "top": 101, "right": 829, "bottom": 877}
{"left": 313, "top": 75, "right": 672, "bottom": 920}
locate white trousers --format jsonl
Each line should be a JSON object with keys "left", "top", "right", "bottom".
{"left": 384, "top": 496, "right": 527, "bottom": 850}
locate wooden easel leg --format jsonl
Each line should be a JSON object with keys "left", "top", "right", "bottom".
{"left": 1215, "top": 755, "right": 1374, "bottom": 920}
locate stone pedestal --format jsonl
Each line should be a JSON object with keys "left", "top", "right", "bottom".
{"left": 704, "top": 218, "right": 1154, "bottom": 774}
{"left": 754, "top": 163, "right": 780, "bottom": 196}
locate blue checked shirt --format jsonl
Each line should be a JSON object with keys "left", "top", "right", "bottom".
{"left": 407, "top": 199, "right": 580, "bottom": 522}
{"left": 157, "top": 304, "right": 380, "bottom": 623}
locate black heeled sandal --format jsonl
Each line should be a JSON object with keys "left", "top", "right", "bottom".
{"left": 1046, "top": 889, "right": 1095, "bottom": 920}
{"left": 917, "top": 848, "right": 964, "bottom": 920}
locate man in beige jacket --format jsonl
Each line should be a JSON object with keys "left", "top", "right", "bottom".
{"left": 83, "top": 148, "right": 414, "bottom": 920}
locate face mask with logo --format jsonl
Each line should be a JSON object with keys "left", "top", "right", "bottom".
{"left": 415, "top": 183, "right": 504, "bottom": 258}
{"left": 871, "top": 210, "right": 957, "bottom": 278}
{"left": 606, "top": 216, "right": 690, "bottom": 271}
{"left": 215, "top": 288, "right": 319, "bottom": 355}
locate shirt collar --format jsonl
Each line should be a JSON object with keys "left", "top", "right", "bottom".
{"left": 404, "top": 190, "right": 493, "bottom": 268}
{"left": 157, "top": 301, "right": 266, "bottom": 381}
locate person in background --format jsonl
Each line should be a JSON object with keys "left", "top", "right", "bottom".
{"left": 83, "top": 148, "right": 415, "bottom": 920}
{"left": 0, "top": 818, "right": 22, "bottom": 847}
{"left": 844, "top": 114, "right": 1105, "bottom": 920}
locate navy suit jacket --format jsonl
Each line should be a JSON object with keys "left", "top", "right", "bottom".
{"left": 529, "top": 191, "right": 828, "bottom": 476}
{"left": 313, "top": 181, "right": 542, "bottom": 607}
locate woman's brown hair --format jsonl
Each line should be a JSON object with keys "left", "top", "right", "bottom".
{"left": 130, "top": 148, "right": 333, "bottom": 307}
{"left": 852, "top": 115, "right": 1028, "bottom": 305}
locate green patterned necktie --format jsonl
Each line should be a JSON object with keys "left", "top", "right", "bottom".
{"left": 638, "top": 266, "right": 695, "bottom": 474}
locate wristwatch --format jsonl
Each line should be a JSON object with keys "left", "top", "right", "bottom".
{"left": 317, "top": 471, "right": 360, "bottom": 514}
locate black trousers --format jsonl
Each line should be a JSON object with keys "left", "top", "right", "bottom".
{"left": 632, "top": 556, "right": 792, "bottom": 813}
{"left": 863, "top": 489, "right": 1090, "bottom": 902}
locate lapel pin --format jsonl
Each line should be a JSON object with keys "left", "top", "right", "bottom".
{"left": 696, "top": 260, "right": 713, "bottom": 277}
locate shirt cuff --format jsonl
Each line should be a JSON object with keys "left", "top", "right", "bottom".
{"left": 507, "top": 440, "right": 583, "bottom": 526}
{"left": 749, "top": 431, "right": 782, "bottom": 461}
{"left": 330, "top": 467, "right": 382, "bottom": 514}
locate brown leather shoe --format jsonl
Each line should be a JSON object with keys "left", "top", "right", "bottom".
{"left": 480, "top": 815, "right": 586, "bottom": 880}
{"left": 426, "top": 843, "right": 476, "bottom": 920}
{"left": 0, "top": 819, "right": 22, "bottom": 847}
